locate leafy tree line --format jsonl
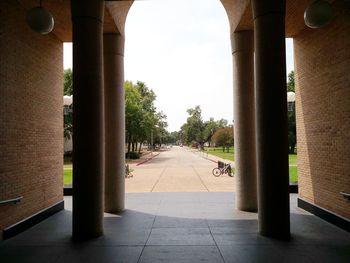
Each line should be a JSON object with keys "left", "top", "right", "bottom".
{"left": 64, "top": 68, "right": 296, "bottom": 156}
{"left": 178, "top": 105, "right": 233, "bottom": 151}
{"left": 63, "top": 69, "right": 172, "bottom": 157}
{"left": 125, "top": 80, "right": 169, "bottom": 155}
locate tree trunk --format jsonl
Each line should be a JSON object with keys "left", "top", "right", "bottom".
{"left": 139, "top": 143, "right": 142, "bottom": 153}
{"left": 290, "top": 144, "right": 295, "bottom": 154}
{"left": 127, "top": 134, "right": 131, "bottom": 154}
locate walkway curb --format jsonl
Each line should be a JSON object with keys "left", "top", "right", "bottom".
{"left": 193, "top": 150, "right": 234, "bottom": 165}
{"left": 136, "top": 152, "right": 160, "bottom": 166}
{"left": 202, "top": 156, "right": 218, "bottom": 163}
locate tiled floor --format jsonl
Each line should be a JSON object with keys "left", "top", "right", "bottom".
{"left": 1, "top": 193, "right": 349, "bottom": 263}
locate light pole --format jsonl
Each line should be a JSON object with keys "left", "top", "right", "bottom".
{"left": 287, "top": 91, "right": 296, "bottom": 112}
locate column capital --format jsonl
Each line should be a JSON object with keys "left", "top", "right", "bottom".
{"left": 251, "top": 0, "right": 285, "bottom": 19}
{"left": 231, "top": 30, "right": 254, "bottom": 54}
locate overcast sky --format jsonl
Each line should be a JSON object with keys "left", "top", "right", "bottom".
{"left": 64, "top": 0, "right": 294, "bottom": 132}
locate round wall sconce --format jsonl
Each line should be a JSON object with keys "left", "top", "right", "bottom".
{"left": 304, "top": 0, "right": 332, "bottom": 29}
{"left": 26, "top": 0, "right": 54, "bottom": 34}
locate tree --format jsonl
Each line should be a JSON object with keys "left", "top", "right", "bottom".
{"left": 125, "top": 81, "right": 141, "bottom": 153}
{"left": 287, "top": 70, "right": 296, "bottom": 153}
{"left": 203, "top": 118, "right": 229, "bottom": 147}
{"left": 179, "top": 106, "right": 230, "bottom": 148}
{"left": 124, "top": 80, "right": 168, "bottom": 155}
{"left": 153, "top": 111, "right": 168, "bottom": 147}
{"left": 64, "top": 69, "right": 73, "bottom": 95}
{"left": 212, "top": 127, "right": 234, "bottom": 152}
{"left": 63, "top": 69, "right": 73, "bottom": 141}
{"left": 181, "top": 106, "right": 205, "bottom": 148}
{"left": 287, "top": 71, "right": 295, "bottom": 92}
{"left": 167, "top": 131, "right": 180, "bottom": 144}
{"left": 203, "top": 118, "right": 217, "bottom": 147}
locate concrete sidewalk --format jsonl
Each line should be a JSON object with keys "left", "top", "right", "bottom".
{"left": 126, "top": 146, "right": 235, "bottom": 193}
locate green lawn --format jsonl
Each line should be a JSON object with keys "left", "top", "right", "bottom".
{"left": 203, "top": 147, "right": 298, "bottom": 183}
{"left": 289, "top": 166, "right": 298, "bottom": 183}
{"left": 203, "top": 147, "right": 235, "bottom": 161}
{"left": 64, "top": 168, "right": 72, "bottom": 186}
{"left": 63, "top": 151, "right": 299, "bottom": 185}
{"left": 289, "top": 153, "right": 297, "bottom": 166}
{"left": 289, "top": 153, "right": 298, "bottom": 183}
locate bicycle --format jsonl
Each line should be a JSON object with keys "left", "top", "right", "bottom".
{"left": 125, "top": 164, "right": 133, "bottom": 178}
{"left": 212, "top": 161, "right": 234, "bottom": 177}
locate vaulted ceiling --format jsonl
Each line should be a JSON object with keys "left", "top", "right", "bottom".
{"left": 17, "top": 0, "right": 336, "bottom": 42}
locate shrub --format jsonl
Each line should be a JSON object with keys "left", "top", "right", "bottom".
{"left": 125, "top": 152, "right": 140, "bottom": 159}
{"left": 64, "top": 151, "right": 72, "bottom": 163}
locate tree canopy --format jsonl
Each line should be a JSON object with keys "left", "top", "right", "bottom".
{"left": 125, "top": 81, "right": 168, "bottom": 154}
{"left": 179, "top": 105, "right": 231, "bottom": 148}
{"left": 63, "top": 74, "right": 169, "bottom": 153}
{"left": 212, "top": 127, "right": 234, "bottom": 152}
{"left": 64, "top": 69, "right": 73, "bottom": 96}
{"left": 287, "top": 71, "right": 295, "bottom": 92}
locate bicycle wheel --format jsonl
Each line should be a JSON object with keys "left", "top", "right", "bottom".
{"left": 212, "top": 168, "right": 221, "bottom": 177}
{"left": 225, "top": 167, "right": 233, "bottom": 177}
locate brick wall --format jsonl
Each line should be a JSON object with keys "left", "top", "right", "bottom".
{"left": 0, "top": 1, "right": 63, "bottom": 238}
{"left": 294, "top": 3, "right": 350, "bottom": 219}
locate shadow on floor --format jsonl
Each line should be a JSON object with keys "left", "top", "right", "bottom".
{"left": 0, "top": 193, "right": 349, "bottom": 263}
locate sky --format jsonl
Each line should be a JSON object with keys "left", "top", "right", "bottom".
{"left": 63, "top": 0, "right": 294, "bottom": 132}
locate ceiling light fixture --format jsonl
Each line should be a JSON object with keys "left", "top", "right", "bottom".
{"left": 26, "top": 0, "right": 54, "bottom": 34}
{"left": 304, "top": 0, "right": 332, "bottom": 29}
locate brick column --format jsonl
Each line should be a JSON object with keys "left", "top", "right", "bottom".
{"left": 71, "top": 0, "right": 105, "bottom": 240}
{"left": 231, "top": 30, "right": 257, "bottom": 212}
{"left": 252, "top": 0, "right": 290, "bottom": 238}
{"left": 103, "top": 33, "right": 125, "bottom": 213}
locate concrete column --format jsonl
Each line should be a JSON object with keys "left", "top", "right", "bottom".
{"left": 103, "top": 33, "right": 125, "bottom": 213}
{"left": 71, "top": 0, "right": 105, "bottom": 240}
{"left": 252, "top": 0, "right": 290, "bottom": 238}
{"left": 231, "top": 31, "right": 257, "bottom": 212}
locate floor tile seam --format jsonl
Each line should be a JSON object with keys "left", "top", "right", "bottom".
{"left": 207, "top": 226, "right": 227, "bottom": 263}
{"left": 51, "top": 251, "right": 65, "bottom": 263}
{"left": 216, "top": 244, "right": 287, "bottom": 247}
{"left": 151, "top": 226, "right": 210, "bottom": 229}
{"left": 150, "top": 167, "right": 168, "bottom": 193}
{"left": 137, "top": 205, "right": 158, "bottom": 263}
{"left": 152, "top": 226, "right": 209, "bottom": 231}
{"left": 70, "top": 245, "right": 146, "bottom": 247}
{"left": 191, "top": 165, "right": 210, "bottom": 192}
{"left": 143, "top": 244, "right": 221, "bottom": 247}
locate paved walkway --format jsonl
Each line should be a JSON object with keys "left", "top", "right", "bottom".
{"left": 126, "top": 146, "right": 235, "bottom": 193}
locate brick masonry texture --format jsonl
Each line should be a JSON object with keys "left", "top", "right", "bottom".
{"left": 0, "top": 1, "right": 64, "bottom": 238}
{"left": 294, "top": 3, "right": 350, "bottom": 219}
